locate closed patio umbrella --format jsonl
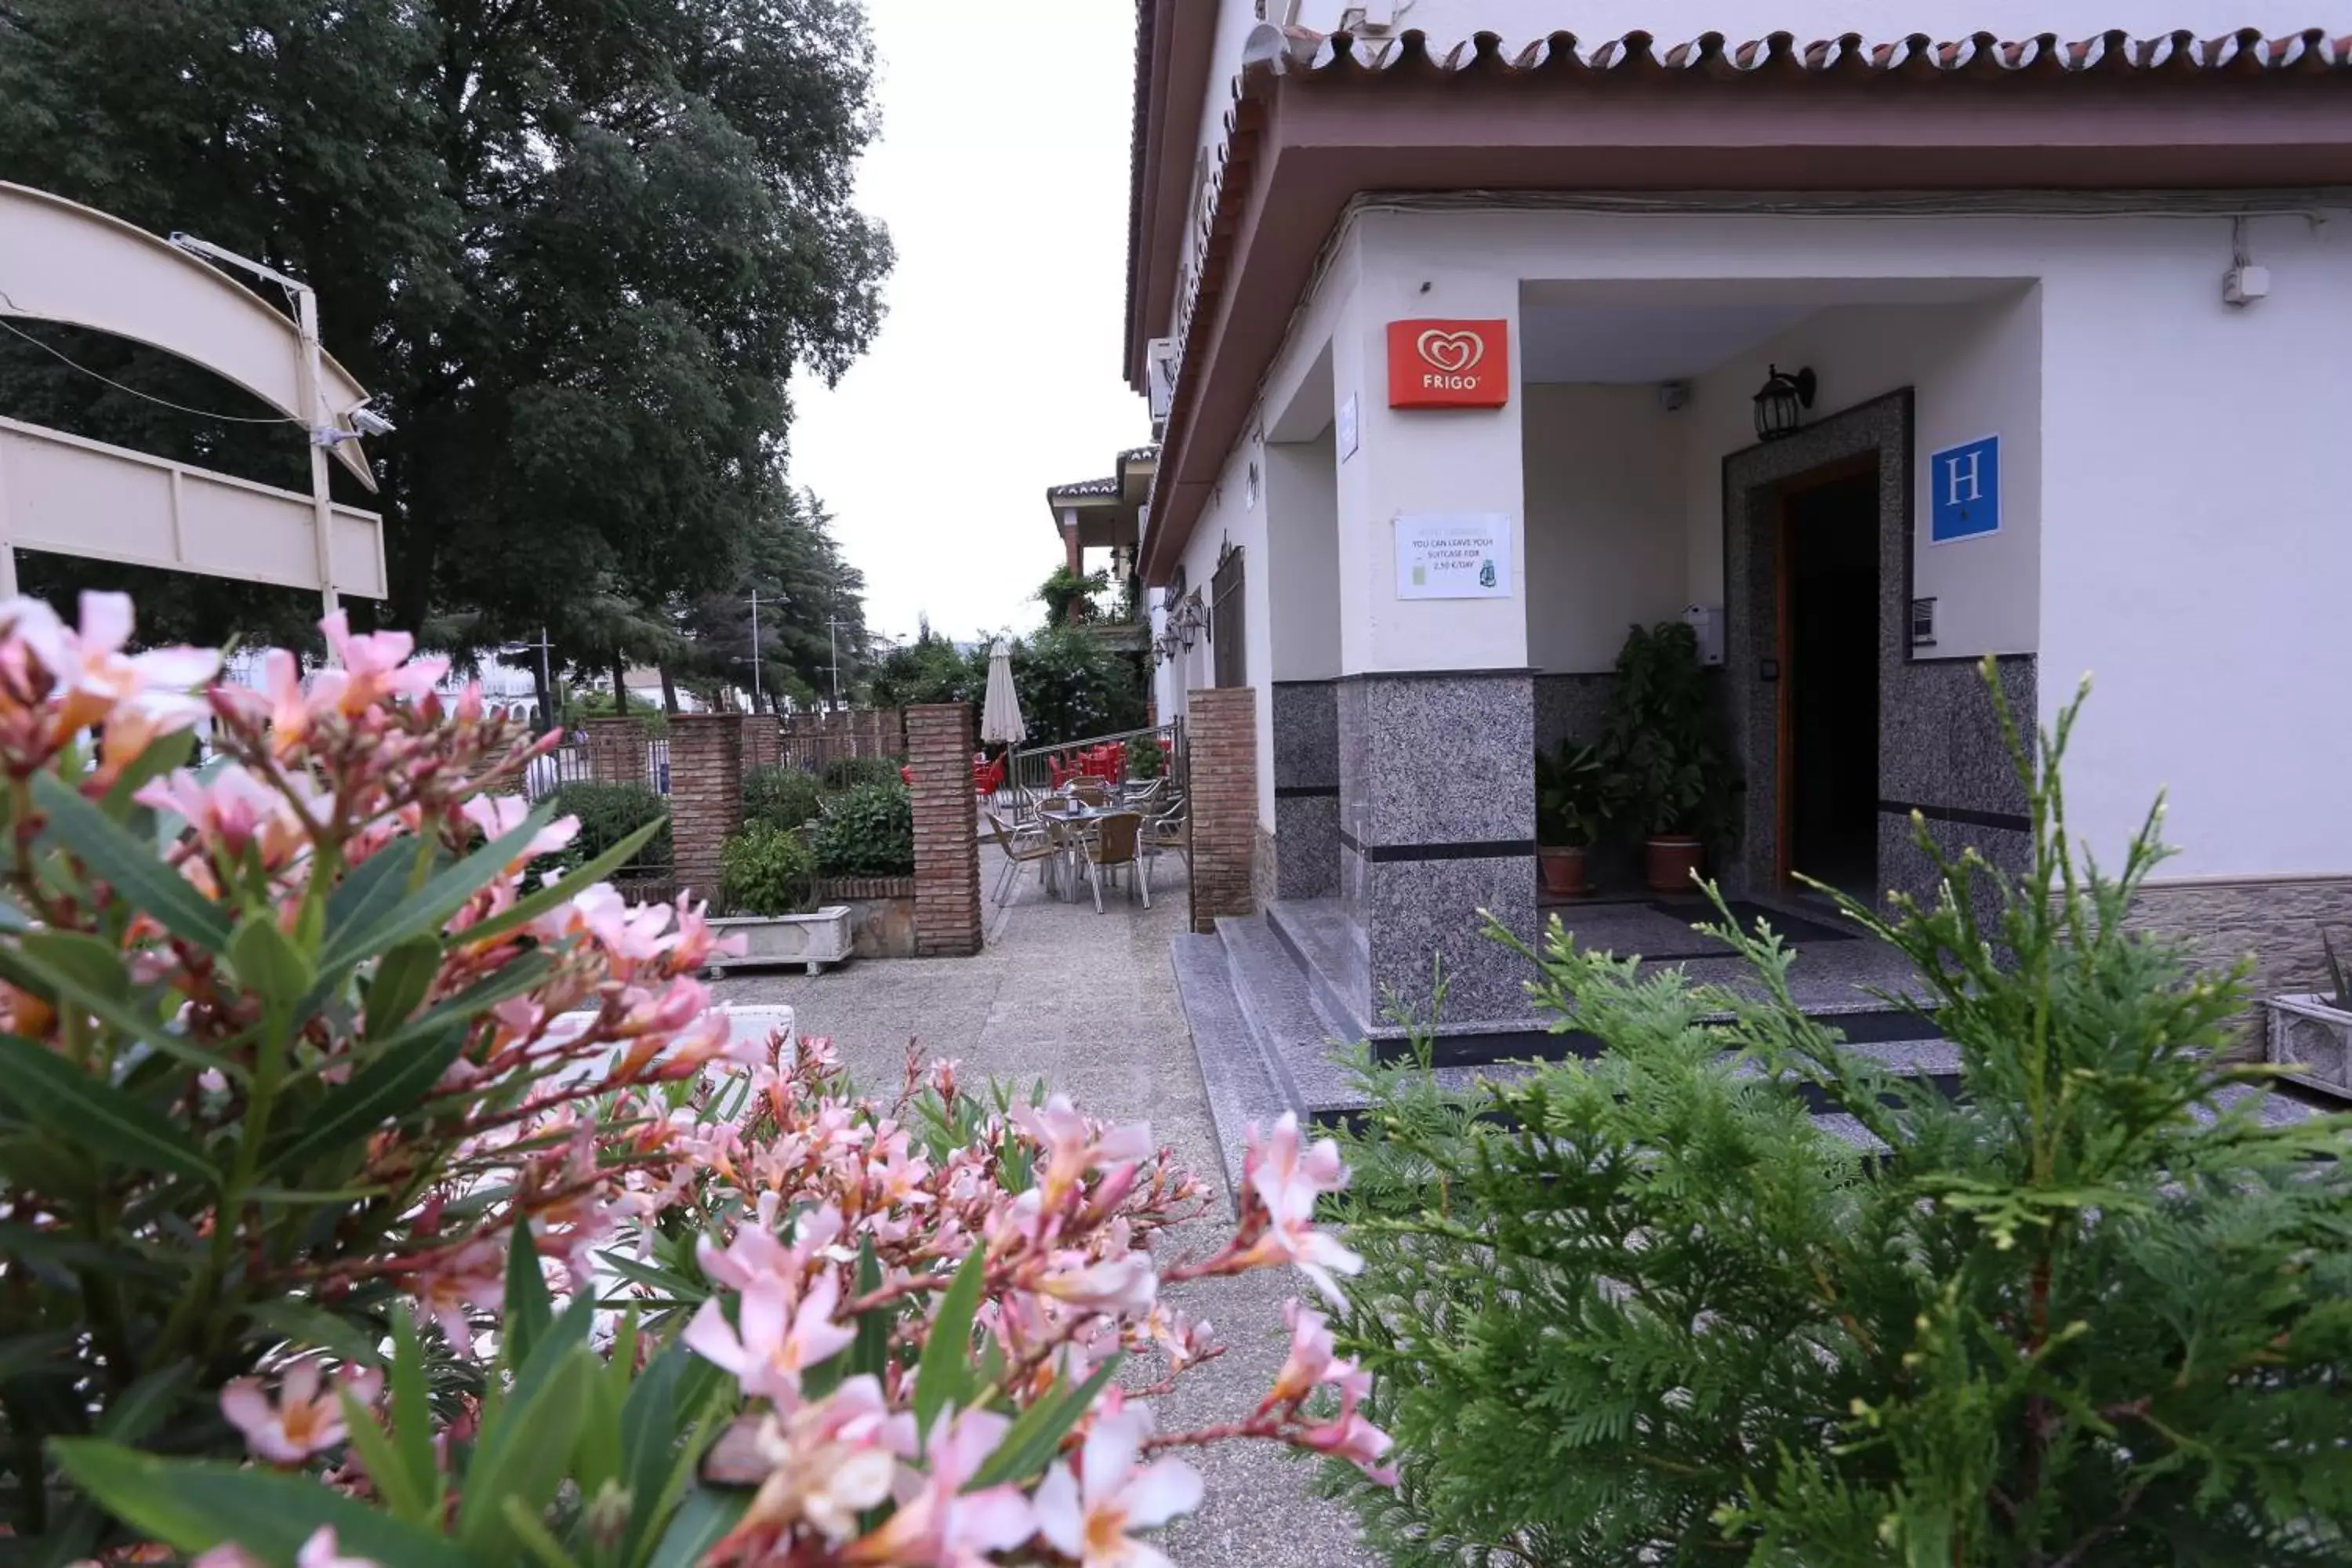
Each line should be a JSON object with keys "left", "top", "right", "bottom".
{"left": 979, "top": 640, "right": 1025, "bottom": 749}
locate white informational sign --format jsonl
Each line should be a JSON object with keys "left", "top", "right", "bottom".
{"left": 1394, "top": 513, "right": 1512, "bottom": 600}
{"left": 1336, "top": 393, "right": 1359, "bottom": 462}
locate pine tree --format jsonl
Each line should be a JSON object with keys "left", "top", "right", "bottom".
{"left": 1329, "top": 667, "right": 2352, "bottom": 1566}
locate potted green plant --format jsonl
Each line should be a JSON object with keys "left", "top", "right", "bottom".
{"left": 1535, "top": 740, "right": 1605, "bottom": 897}
{"left": 2265, "top": 925, "right": 2352, "bottom": 1099}
{"left": 1599, "top": 620, "right": 1730, "bottom": 893}
{"left": 710, "top": 822, "right": 854, "bottom": 975}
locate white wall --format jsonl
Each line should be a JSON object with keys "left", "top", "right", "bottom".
{"left": 1330, "top": 213, "right": 1530, "bottom": 673}
{"left": 1521, "top": 384, "right": 1689, "bottom": 672}
{"left": 1176, "top": 430, "right": 1279, "bottom": 831}
{"left": 1680, "top": 289, "right": 2045, "bottom": 661}
{"left": 1267, "top": 426, "right": 1342, "bottom": 681}
{"left": 1156, "top": 0, "right": 2325, "bottom": 347}
{"left": 2035, "top": 212, "right": 2352, "bottom": 877}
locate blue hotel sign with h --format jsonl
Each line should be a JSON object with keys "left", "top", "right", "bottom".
{"left": 1929, "top": 435, "right": 2000, "bottom": 543}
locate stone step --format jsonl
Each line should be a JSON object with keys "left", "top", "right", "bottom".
{"left": 1174, "top": 920, "right": 2336, "bottom": 1197}
{"left": 1167, "top": 931, "right": 1283, "bottom": 1195}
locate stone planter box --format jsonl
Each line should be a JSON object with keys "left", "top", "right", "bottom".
{"left": 706, "top": 907, "right": 855, "bottom": 976}
{"left": 2264, "top": 994, "right": 2352, "bottom": 1098}
{"left": 815, "top": 877, "right": 919, "bottom": 959}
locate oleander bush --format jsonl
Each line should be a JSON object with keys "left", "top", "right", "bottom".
{"left": 1327, "top": 668, "right": 2352, "bottom": 1567}
{"left": 0, "top": 592, "right": 1394, "bottom": 1567}
{"left": 810, "top": 780, "right": 915, "bottom": 880}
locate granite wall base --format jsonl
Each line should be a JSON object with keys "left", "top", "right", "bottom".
{"left": 1272, "top": 681, "right": 1341, "bottom": 900}
{"left": 1274, "top": 794, "right": 1339, "bottom": 898}
{"left": 1335, "top": 670, "right": 1537, "bottom": 1027}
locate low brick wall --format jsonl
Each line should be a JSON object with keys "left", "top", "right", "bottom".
{"left": 815, "top": 876, "right": 918, "bottom": 959}
{"left": 2126, "top": 873, "right": 2352, "bottom": 1054}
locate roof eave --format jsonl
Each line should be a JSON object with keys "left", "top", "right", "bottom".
{"left": 1138, "top": 31, "right": 2352, "bottom": 586}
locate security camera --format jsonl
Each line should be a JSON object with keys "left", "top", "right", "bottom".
{"left": 348, "top": 405, "right": 397, "bottom": 438}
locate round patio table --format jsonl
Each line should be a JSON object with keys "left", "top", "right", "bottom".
{"left": 1036, "top": 801, "right": 1134, "bottom": 902}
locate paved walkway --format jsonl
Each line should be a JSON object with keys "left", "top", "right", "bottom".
{"left": 714, "top": 844, "right": 1378, "bottom": 1568}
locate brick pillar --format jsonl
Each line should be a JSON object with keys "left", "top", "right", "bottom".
{"left": 665, "top": 715, "right": 746, "bottom": 901}
{"left": 1064, "top": 524, "right": 1083, "bottom": 576}
{"left": 908, "top": 704, "right": 982, "bottom": 956}
{"left": 584, "top": 717, "right": 647, "bottom": 786}
{"left": 1186, "top": 687, "right": 1258, "bottom": 934}
{"left": 742, "top": 713, "right": 781, "bottom": 778}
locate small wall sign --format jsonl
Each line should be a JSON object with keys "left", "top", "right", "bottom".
{"left": 1395, "top": 513, "right": 1512, "bottom": 600}
{"left": 1387, "top": 319, "right": 1509, "bottom": 409}
{"left": 1336, "top": 392, "right": 1359, "bottom": 461}
{"left": 1929, "top": 434, "right": 2000, "bottom": 543}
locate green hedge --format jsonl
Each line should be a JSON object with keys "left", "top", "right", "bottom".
{"left": 821, "top": 755, "right": 906, "bottom": 793}
{"left": 810, "top": 781, "right": 914, "bottom": 878}
{"left": 543, "top": 782, "right": 673, "bottom": 878}
{"left": 742, "top": 766, "right": 826, "bottom": 833}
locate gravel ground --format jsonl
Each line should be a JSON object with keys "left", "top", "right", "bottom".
{"left": 713, "top": 842, "right": 1381, "bottom": 1568}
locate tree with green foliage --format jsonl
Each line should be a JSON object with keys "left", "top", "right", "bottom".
{"left": 1327, "top": 668, "right": 2352, "bottom": 1566}
{"left": 0, "top": 0, "right": 889, "bottom": 658}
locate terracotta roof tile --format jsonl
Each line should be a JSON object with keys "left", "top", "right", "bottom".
{"left": 1248, "top": 26, "right": 2352, "bottom": 80}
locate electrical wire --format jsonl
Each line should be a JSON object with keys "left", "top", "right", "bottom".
{"left": 0, "top": 312, "right": 304, "bottom": 426}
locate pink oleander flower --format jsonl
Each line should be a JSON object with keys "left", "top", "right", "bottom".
{"left": 710, "top": 1374, "right": 918, "bottom": 1555}
{"left": 295, "top": 1526, "right": 380, "bottom": 1568}
{"left": 1300, "top": 1406, "right": 1396, "bottom": 1485}
{"left": 219, "top": 1360, "right": 382, "bottom": 1465}
{"left": 1268, "top": 1301, "right": 1343, "bottom": 1406}
{"left": 137, "top": 764, "right": 319, "bottom": 867}
{"left": 1014, "top": 1094, "right": 1154, "bottom": 1206}
{"left": 9, "top": 591, "right": 218, "bottom": 743}
{"left": 1240, "top": 1113, "right": 1364, "bottom": 1306}
{"left": 459, "top": 793, "right": 579, "bottom": 864}
{"left": 685, "top": 1269, "right": 856, "bottom": 1403}
{"left": 846, "top": 1406, "right": 1033, "bottom": 1568}
{"left": 1037, "top": 1250, "right": 1159, "bottom": 1316}
{"left": 1033, "top": 1406, "right": 1203, "bottom": 1568}
{"left": 408, "top": 1239, "right": 506, "bottom": 1350}
{"left": 307, "top": 611, "right": 449, "bottom": 718}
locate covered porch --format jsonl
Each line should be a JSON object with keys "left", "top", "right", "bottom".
{"left": 1241, "top": 222, "right": 2046, "bottom": 1034}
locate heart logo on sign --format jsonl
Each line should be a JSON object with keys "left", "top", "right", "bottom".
{"left": 1416, "top": 328, "right": 1485, "bottom": 375}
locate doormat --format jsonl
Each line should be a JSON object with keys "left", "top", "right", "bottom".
{"left": 1647, "top": 898, "right": 1861, "bottom": 949}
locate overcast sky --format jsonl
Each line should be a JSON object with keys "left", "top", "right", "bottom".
{"left": 789, "top": 1, "right": 1149, "bottom": 648}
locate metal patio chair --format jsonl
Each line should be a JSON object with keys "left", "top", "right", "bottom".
{"left": 983, "top": 810, "right": 1059, "bottom": 906}
{"left": 1082, "top": 811, "right": 1149, "bottom": 913}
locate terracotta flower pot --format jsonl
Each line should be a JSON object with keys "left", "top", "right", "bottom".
{"left": 1643, "top": 834, "right": 1704, "bottom": 893}
{"left": 1537, "top": 845, "right": 1588, "bottom": 898}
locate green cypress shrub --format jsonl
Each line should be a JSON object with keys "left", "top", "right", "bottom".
{"left": 1327, "top": 669, "right": 2352, "bottom": 1566}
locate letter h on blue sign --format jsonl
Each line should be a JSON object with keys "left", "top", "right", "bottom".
{"left": 1929, "top": 435, "right": 1999, "bottom": 543}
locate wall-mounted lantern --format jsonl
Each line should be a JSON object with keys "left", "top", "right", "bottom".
{"left": 1752, "top": 364, "right": 1817, "bottom": 442}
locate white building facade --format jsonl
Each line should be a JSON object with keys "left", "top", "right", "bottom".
{"left": 1129, "top": 5, "right": 2352, "bottom": 1029}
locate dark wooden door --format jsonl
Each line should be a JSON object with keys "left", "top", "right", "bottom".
{"left": 1210, "top": 546, "right": 1246, "bottom": 689}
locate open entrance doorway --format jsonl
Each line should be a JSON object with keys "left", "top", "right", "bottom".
{"left": 1778, "top": 464, "right": 1880, "bottom": 901}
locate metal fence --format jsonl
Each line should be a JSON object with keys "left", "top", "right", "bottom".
{"left": 521, "top": 735, "right": 671, "bottom": 800}
{"left": 1002, "top": 719, "right": 1185, "bottom": 809}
